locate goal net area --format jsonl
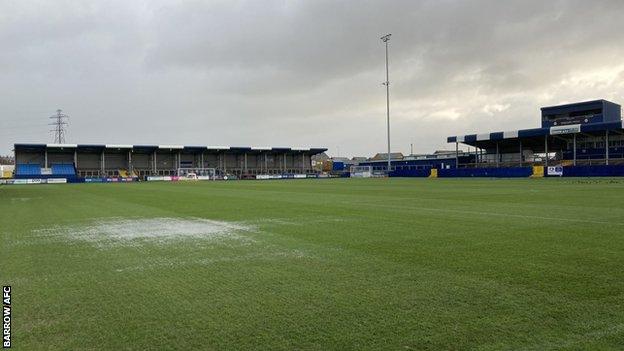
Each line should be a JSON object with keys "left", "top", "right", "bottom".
{"left": 350, "top": 165, "right": 373, "bottom": 178}
{"left": 177, "top": 168, "right": 216, "bottom": 180}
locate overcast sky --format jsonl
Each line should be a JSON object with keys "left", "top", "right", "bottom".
{"left": 1, "top": 0, "right": 624, "bottom": 157}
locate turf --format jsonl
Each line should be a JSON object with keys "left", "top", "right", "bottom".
{"left": 2, "top": 178, "right": 624, "bottom": 350}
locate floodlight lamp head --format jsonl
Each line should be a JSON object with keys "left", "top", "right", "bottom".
{"left": 380, "top": 34, "right": 391, "bottom": 42}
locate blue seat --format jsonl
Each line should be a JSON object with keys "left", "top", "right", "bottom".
{"left": 16, "top": 164, "right": 41, "bottom": 176}
{"left": 51, "top": 164, "right": 76, "bottom": 176}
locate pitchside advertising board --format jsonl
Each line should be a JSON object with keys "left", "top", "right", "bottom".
{"left": 547, "top": 166, "right": 564, "bottom": 176}
{"left": 0, "top": 178, "right": 138, "bottom": 185}
{"left": 255, "top": 174, "right": 308, "bottom": 180}
{"left": 1, "top": 178, "right": 67, "bottom": 185}
{"left": 84, "top": 177, "right": 136, "bottom": 183}
{"left": 146, "top": 176, "right": 176, "bottom": 181}
{"left": 145, "top": 174, "right": 312, "bottom": 181}
{"left": 255, "top": 175, "right": 280, "bottom": 180}
{"left": 146, "top": 176, "right": 217, "bottom": 181}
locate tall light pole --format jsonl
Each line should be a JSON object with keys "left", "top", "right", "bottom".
{"left": 381, "top": 34, "right": 392, "bottom": 173}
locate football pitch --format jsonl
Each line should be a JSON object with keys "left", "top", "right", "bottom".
{"left": 2, "top": 178, "right": 624, "bottom": 350}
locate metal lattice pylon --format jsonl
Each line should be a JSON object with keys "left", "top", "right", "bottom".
{"left": 49, "top": 109, "right": 69, "bottom": 144}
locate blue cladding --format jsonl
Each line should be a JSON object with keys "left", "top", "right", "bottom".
{"left": 360, "top": 156, "right": 471, "bottom": 171}
{"left": 447, "top": 136, "right": 457, "bottom": 143}
{"left": 183, "top": 146, "right": 208, "bottom": 151}
{"left": 230, "top": 147, "right": 252, "bottom": 152}
{"left": 464, "top": 134, "right": 477, "bottom": 143}
{"left": 438, "top": 167, "right": 533, "bottom": 178}
{"left": 541, "top": 100, "right": 603, "bottom": 115}
{"left": 389, "top": 169, "right": 431, "bottom": 177}
{"left": 559, "top": 165, "right": 624, "bottom": 177}
{"left": 332, "top": 162, "right": 345, "bottom": 171}
{"left": 490, "top": 132, "right": 504, "bottom": 141}
{"left": 14, "top": 143, "right": 46, "bottom": 151}
{"left": 563, "top": 148, "right": 624, "bottom": 160}
{"left": 518, "top": 128, "right": 548, "bottom": 138}
{"left": 309, "top": 148, "right": 328, "bottom": 154}
{"left": 580, "top": 121, "right": 622, "bottom": 133}
{"left": 132, "top": 145, "right": 158, "bottom": 150}
{"left": 604, "top": 101, "right": 622, "bottom": 123}
{"left": 540, "top": 100, "right": 621, "bottom": 127}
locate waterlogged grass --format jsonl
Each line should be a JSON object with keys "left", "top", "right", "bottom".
{"left": 1, "top": 178, "right": 624, "bottom": 350}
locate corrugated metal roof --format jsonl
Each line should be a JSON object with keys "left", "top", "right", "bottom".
{"left": 448, "top": 121, "right": 624, "bottom": 145}
{"left": 14, "top": 143, "right": 327, "bottom": 155}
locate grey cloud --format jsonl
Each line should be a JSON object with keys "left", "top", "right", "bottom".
{"left": 1, "top": 0, "right": 624, "bottom": 157}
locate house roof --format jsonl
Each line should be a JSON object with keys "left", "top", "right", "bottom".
{"left": 370, "top": 152, "right": 404, "bottom": 160}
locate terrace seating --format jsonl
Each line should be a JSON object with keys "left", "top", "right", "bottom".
{"left": 51, "top": 163, "right": 76, "bottom": 176}
{"left": 15, "top": 164, "right": 42, "bottom": 176}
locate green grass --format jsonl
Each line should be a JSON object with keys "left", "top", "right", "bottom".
{"left": 2, "top": 178, "right": 624, "bottom": 350}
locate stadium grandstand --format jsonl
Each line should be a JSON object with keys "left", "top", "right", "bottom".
{"left": 344, "top": 99, "right": 624, "bottom": 178}
{"left": 12, "top": 144, "right": 327, "bottom": 181}
{"left": 357, "top": 151, "right": 475, "bottom": 173}
{"left": 447, "top": 99, "right": 624, "bottom": 177}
